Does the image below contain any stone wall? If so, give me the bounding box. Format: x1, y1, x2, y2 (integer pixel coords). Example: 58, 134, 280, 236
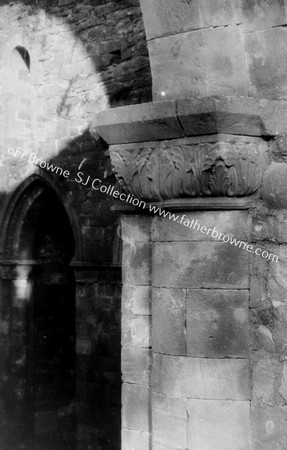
139, 0, 287, 101
0, 0, 151, 448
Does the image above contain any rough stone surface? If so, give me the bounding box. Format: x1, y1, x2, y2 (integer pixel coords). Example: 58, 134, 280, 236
204, 26, 250, 97
251, 405, 287, 450
152, 393, 187, 449
122, 429, 150, 450
122, 241, 151, 286
262, 162, 287, 209
122, 285, 151, 316
186, 289, 249, 358
121, 215, 151, 244
246, 28, 287, 100
152, 354, 251, 400
148, 31, 206, 101
139, 0, 201, 40
200, 0, 241, 28
187, 399, 252, 450
122, 347, 151, 385
122, 383, 150, 432
241, 0, 286, 31
122, 315, 151, 348
92, 96, 287, 143
152, 288, 186, 356
152, 241, 250, 289
152, 210, 250, 242
91, 100, 184, 145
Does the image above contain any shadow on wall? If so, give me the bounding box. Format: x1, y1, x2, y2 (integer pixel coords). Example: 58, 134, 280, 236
0, 0, 150, 448
0, 133, 123, 450
0, 0, 152, 107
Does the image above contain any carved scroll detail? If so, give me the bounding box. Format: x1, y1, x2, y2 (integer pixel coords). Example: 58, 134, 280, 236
110, 140, 267, 201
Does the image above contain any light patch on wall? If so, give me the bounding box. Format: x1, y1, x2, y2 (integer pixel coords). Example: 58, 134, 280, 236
1, 9, 108, 194
13, 265, 32, 303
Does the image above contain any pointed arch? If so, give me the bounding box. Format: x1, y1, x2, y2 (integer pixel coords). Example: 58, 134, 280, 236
0, 174, 82, 262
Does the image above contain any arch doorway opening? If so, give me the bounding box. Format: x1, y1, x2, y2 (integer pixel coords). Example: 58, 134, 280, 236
5, 182, 76, 450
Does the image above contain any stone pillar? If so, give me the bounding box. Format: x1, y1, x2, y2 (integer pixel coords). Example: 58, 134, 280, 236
121, 215, 152, 449
150, 208, 251, 450
90, 96, 286, 449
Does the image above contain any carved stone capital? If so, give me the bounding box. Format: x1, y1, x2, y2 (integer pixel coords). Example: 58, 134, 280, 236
109, 136, 268, 202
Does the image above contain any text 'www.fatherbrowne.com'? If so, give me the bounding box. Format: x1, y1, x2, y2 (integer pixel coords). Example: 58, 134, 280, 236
7, 146, 279, 263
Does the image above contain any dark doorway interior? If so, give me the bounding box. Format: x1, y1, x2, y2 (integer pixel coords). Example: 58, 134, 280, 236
16, 188, 76, 450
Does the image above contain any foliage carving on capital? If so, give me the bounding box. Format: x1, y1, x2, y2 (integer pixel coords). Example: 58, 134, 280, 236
110, 140, 267, 201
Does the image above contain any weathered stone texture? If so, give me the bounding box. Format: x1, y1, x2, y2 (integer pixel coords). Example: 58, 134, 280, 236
139, 0, 287, 100
204, 26, 250, 97
187, 399, 252, 450
186, 289, 249, 358
152, 211, 250, 242
262, 162, 287, 209
139, 0, 202, 40
122, 429, 150, 450
122, 240, 151, 286
241, 0, 286, 31
122, 315, 151, 348
122, 285, 151, 316
152, 354, 251, 400
148, 30, 206, 100
152, 288, 249, 358
122, 347, 151, 385
152, 288, 186, 356
246, 28, 287, 100
251, 405, 287, 450
122, 383, 150, 432
152, 241, 249, 289
152, 393, 187, 449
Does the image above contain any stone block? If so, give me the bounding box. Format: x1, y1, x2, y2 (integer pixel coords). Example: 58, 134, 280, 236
186, 289, 249, 358
148, 31, 206, 101
251, 404, 287, 450
152, 288, 186, 356
152, 354, 251, 400
204, 26, 250, 96
152, 210, 250, 242
122, 315, 151, 348
122, 429, 150, 450
255, 211, 287, 244
121, 215, 151, 244
267, 245, 287, 302
200, 0, 241, 27
122, 241, 151, 286
152, 242, 249, 289
262, 162, 287, 209
255, 325, 276, 353
122, 285, 151, 316
241, 0, 286, 31
252, 356, 279, 405
139, 0, 201, 40
152, 393, 187, 449
176, 96, 276, 137
246, 28, 287, 100
121, 347, 151, 385
90, 101, 184, 145
273, 304, 287, 354
279, 361, 287, 402
122, 383, 150, 432
187, 399, 252, 450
